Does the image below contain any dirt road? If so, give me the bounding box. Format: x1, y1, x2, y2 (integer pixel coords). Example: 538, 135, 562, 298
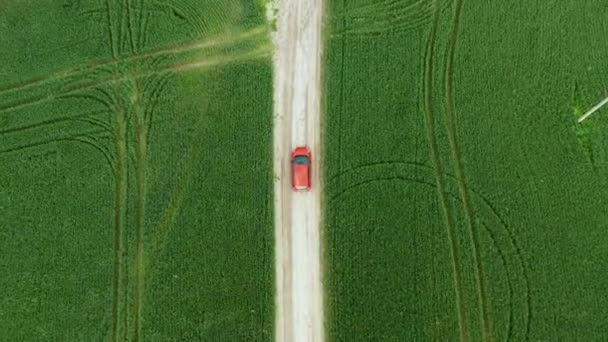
272, 0, 324, 341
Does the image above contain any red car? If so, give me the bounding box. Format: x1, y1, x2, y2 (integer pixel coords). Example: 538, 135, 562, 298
291, 146, 311, 191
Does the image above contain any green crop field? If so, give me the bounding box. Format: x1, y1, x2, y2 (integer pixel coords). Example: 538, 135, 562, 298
324, 0, 608, 340
0, 1, 273, 340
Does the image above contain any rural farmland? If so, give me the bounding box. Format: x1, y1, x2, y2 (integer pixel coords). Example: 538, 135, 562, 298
324, 0, 608, 341
3, 0, 608, 341
0, 1, 274, 340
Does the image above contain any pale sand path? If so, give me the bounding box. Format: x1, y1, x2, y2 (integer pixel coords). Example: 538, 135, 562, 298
272, 0, 324, 340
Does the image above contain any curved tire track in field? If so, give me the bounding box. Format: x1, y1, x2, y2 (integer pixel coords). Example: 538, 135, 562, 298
0, 128, 106, 155
142, 71, 173, 142
0, 131, 113, 172
105, 0, 118, 58
328, 161, 531, 341
124, 0, 137, 53
337, 0, 451, 36
337, 0, 347, 173
473, 181, 532, 341
421, 0, 469, 340
0, 110, 109, 137
442, 0, 494, 339
68, 134, 115, 173
150, 0, 214, 37
58, 91, 116, 112
479, 220, 515, 341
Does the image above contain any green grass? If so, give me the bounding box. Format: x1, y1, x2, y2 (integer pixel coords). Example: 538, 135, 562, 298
0, 1, 274, 340
324, 0, 608, 340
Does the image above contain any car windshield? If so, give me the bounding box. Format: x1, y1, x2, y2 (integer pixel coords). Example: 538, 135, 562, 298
294, 155, 309, 165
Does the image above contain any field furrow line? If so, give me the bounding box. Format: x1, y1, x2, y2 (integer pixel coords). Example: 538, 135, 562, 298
442, 0, 493, 340
337, 0, 347, 173
480, 220, 515, 341
105, 0, 118, 59
140, 12, 151, 49
476, 192, 532, 340
110, 98, 128, 342
143, 72, 172, 141
151, 0, 207, 36
58, 91, 115, 111
0, 110, 107, 137
107, 3, 129, 331
346, 0, 425, 19
137, 0, 146, 50
132, 79, 147, 342
329, 176, 435, 202
0, 128, 106, 156
67, 134, 115, 172
118, 0, 127, 55
422, 1, 469, 340
77, 115, 113, 133
347, 0, 428, 22
125, 0, 137, 54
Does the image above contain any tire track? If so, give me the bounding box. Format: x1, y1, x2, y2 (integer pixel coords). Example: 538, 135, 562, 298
330, 161, 532, 340
137, 0, 146, 50
443, 0, 493, 339
422, 1, 468, 340
142, 98, 209, 275
337, 0, 451, 36
98, 100, 212, 340
140, 11, 152, 49
131, 78, 147, 342
337, 0, 347, 173
328, 174, 526, 341
124, 0, 137, 54
77, 115, 113, 133
150, 0, 207, 36
0, 110, 108, 137
0, 128, 106, 155
346, 0, 420, 15
71, 134, 116, 176
105, 0, 118, 58
0, 27, 266, 99
0, 41, 270, 115
142, 72, 172, 142
105, 6, 129, 339
480, 220, 514, 341
118, 0, 128, 55
111, 100, 128, 342
475, 191, 532, 341
328, 160, 431, 183
329, 176, 435, 202
58, 91, 115, 111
